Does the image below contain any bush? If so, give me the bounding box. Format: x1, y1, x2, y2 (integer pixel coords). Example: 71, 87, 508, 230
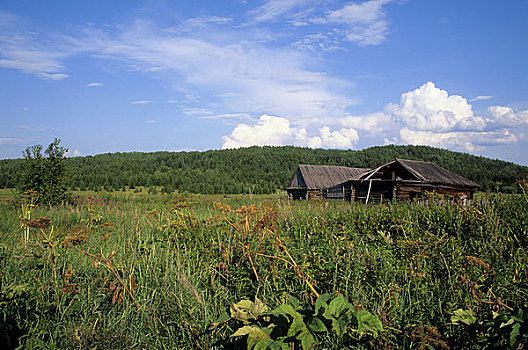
18, 138, 69, 205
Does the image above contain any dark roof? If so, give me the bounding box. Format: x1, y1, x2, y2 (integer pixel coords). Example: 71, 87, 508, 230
288, 164, 369, 190
362, 158, 479, 188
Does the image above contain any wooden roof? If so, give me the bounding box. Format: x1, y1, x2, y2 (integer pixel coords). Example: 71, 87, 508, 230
288, 164, 368, 190
361, 159, 479, 188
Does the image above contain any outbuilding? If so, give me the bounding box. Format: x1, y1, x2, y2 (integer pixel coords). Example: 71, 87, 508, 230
286, 164, 368, 200
328, 158, 479, 204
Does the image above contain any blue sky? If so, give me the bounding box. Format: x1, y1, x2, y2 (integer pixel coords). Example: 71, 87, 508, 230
1, 0, 527, 165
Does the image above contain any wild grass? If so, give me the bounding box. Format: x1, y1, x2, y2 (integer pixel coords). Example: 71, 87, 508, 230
0, 189, 527, 348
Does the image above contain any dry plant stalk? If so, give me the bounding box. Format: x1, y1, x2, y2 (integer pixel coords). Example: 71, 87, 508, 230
63, 231, 141, 311
461, 256, 512, 312
214, 202, 319, 298
77, 237, 140, 310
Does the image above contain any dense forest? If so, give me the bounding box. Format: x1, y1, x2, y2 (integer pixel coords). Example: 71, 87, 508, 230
1, 145, 527, 194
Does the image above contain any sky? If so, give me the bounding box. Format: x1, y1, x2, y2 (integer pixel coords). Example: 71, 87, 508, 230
1, 0, 527, 165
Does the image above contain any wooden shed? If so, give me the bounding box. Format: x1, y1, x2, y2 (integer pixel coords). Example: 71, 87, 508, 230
286, 164, 368, 200
330, 159, 479, 204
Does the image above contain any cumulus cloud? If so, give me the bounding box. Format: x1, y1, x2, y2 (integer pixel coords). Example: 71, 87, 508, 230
318, 126, 359, 148
222, 115, 293, 148
339, 112, 395, 134
222, 114, 359, 149
400, 128, 517, 153
388, 81, 486, 132
488, 106, 528, 126
384, 82, 524, 153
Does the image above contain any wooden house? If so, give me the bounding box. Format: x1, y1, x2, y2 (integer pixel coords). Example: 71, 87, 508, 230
327, 159, 479, 204
286, 164, 368, 199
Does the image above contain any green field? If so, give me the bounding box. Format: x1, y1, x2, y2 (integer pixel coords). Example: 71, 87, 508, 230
1, 189, 527, 349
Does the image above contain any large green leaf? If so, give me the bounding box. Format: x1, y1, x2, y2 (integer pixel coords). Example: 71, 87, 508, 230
285, 294, 300, 310
306, 316, 327, 333
324, 294, 352, 320
299, 331, 317, 350
253, 339, 274, 350
451, 309, 477, 326
272, 304, 303, 323
253, 340, 290, 350
315, 293, 332, 315
232, 326, 271, 341
355, 310, 383, 337
510, 323, 521, 348
211, 311, 231, 327
333, 313, 351, 337
288, 319, 307, 338
231, 298, 269, 323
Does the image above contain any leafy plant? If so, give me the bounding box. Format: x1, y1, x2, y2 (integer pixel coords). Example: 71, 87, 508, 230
451, 305, 528, 348
215, 293, 383, 349
18, 138, 69, 205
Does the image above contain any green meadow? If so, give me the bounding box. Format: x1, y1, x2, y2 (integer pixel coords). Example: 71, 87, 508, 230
1, 189, 527, 349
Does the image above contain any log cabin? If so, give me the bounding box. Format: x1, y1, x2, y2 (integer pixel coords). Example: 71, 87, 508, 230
325, 159, 479, 204
286, 164, 368, 200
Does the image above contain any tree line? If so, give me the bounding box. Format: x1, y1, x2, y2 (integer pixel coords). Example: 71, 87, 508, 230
1, 144, 527, 194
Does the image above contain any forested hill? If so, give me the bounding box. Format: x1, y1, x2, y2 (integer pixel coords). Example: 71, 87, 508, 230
1, 145, 527, 194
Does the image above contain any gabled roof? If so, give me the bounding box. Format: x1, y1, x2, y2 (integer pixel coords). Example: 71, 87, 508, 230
361, 158, 479, 188
288, 164, 369, 190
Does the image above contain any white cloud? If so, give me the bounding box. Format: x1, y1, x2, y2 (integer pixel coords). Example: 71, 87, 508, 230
131, 100, 152, 105
319, 126, 359, 149
248, 0, 307, 23
326, 0, 391, 46
222, 114, 359, 149
488, 106, 528, 126
64, 149, 81, 157
198, 113, 253, 121
470, 95, 493, 102
87, 82, 103, 87
38, 72, 69, 80
184, 16, 233, 28
340, 112, 395, 133
0, 8, 365, 124
328, 0, 390, 24
0, 47, 70, 80
400, 128, 517, 153
0, 137, 25, 145
222, 115, 293, 148
388, 81, 486, 132
0, 12, 73, 80
85, 22, 354, 122
144, 119, 156, 123
383, 82, 524, 152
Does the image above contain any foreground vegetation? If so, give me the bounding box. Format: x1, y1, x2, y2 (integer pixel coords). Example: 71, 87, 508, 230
1, 188, 527, 348
1, 145, 528, 194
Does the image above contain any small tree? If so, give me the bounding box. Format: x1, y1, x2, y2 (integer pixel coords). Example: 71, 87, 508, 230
19, 138, 69, 205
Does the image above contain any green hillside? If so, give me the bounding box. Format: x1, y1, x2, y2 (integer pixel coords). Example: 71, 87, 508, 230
1, 145, 527, 194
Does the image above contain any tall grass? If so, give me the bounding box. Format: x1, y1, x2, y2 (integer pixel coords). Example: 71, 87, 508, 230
0, 190, 526, 348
